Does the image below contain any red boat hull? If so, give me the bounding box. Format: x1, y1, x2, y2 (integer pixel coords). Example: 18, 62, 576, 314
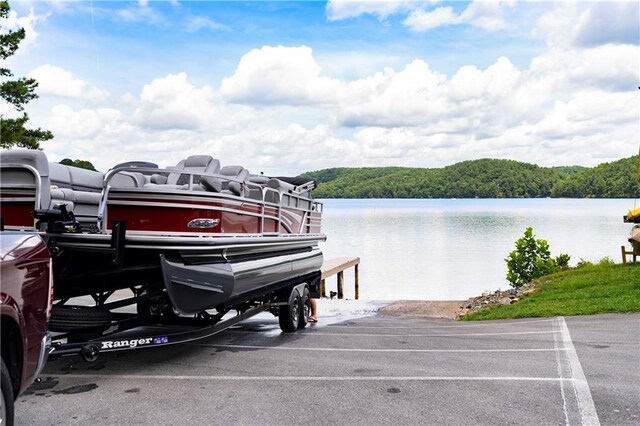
105, 190, 320, 236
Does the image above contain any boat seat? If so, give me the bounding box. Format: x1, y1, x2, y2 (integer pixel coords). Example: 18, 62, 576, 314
145, 155, 220, 189
0, 150, 107, 225
49, 188, 76, 210
110, 171, 146, 188
263, 178, 313, 208
266, 178, 297, 193
200, 165, 250, 197
49, 162, 104, 223
264, 178, 300, 204
0, 149, 53, 208
249, 175, 269, 185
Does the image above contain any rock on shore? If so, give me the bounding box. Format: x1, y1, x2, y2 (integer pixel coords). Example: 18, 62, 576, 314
457, 283, 536, 318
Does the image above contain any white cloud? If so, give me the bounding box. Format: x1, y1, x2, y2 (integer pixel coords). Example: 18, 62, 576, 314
27, 65, 110, 102
218, 41, 638, 157
220, 45, 342, 106
572, 2, 639, 47
329, 0, 513, 32
403, 1, 511, 32
460, 1, 512, 31
197, 123, 361, 174
534, 2, 639, 49
116, 3, 164, 25
214, 40, 639, 170
326, 0, 421, 21
403, 7, 459, 32
0, 7, 49, 52
46, 104, 122, 139
134, 72, 217, 130
532, 2, 576, 49
338, 59, 450, 127
565, 44, 638, 91
185, 15, 228, 32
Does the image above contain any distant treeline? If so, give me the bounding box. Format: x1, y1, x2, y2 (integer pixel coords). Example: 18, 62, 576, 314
302, 156, 639, 199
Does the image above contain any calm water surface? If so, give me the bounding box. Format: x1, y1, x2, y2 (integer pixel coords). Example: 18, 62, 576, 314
318, 199, 637, 300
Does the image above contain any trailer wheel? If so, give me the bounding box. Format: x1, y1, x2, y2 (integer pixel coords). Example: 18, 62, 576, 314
49, 306, 112, 332
298, 287, 311, 329
81, 344, 101, 363
1, 358, 14, 426
278, 288, 301, 333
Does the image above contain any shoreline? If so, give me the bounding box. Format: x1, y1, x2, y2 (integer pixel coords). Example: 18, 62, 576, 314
377, 300, 464, 319
376, 283, 537, 320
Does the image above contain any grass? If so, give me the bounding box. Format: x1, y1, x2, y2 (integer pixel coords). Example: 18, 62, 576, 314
462, 262, 640, 321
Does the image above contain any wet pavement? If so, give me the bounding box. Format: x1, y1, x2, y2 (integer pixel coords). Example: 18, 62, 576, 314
15, 311, 640, 425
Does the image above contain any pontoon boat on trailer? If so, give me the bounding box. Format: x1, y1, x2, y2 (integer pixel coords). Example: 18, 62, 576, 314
0, 150, 325, 321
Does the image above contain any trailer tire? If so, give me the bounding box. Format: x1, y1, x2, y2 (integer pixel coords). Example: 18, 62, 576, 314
1, 358, 14, 426
298, 287, 311, 329
49, 306, 112, 332
279, 289, 301, 333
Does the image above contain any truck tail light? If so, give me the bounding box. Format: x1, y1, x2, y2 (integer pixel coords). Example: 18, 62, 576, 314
46, 258, 54, 321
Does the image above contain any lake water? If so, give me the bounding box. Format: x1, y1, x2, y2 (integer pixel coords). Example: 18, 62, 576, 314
318, 199, 638, 301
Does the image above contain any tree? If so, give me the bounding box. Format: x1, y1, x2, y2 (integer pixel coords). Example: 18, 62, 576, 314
60, 158, 97, 171
0, 0, 52, 149
505, 227, 557, 288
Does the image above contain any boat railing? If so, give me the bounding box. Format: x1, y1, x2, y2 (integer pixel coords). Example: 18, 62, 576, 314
101, 166, 323, 235
0, 162, 43, 230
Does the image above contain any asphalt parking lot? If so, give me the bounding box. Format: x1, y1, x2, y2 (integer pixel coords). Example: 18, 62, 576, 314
16, 311, 640, 425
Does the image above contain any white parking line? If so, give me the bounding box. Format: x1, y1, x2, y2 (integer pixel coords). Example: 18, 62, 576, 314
224, 330, 557, 337
554, 317, 600, 426
326, 318, 555, 329
53, 373, 576, 382
197, 344, 568, 353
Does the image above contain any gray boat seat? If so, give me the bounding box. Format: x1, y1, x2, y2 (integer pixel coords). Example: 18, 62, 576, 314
266, 178, 297, 193
49, 162, 104, 223
200, 165, 250, 197
110, 171, 146, 188
264, 178, 301, 204
49, 162, 73, 189
0, 150, 106, 225
264, 178, 312, 208
0, 149, 53, 209
146, 155, 220, 189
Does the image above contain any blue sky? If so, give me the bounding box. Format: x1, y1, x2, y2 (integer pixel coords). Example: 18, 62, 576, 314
2, 1, 639, 174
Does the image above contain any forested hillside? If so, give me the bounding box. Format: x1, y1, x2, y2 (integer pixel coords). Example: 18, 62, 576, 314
550, 156, 638, 198
302, 156, 639, 199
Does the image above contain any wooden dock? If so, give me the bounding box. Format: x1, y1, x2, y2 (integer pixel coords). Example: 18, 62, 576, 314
321, 257, 360, 299
621, 245, 639, 264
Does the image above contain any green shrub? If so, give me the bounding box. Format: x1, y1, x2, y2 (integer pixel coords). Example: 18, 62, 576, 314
598, 256, 615, 266
555, 253, 571, 269
576, 258, 594, 268
505, 227, 557, 288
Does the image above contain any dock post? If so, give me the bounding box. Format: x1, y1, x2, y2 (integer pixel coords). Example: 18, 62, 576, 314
321, 257, 360, 300
354, 264, 359, 300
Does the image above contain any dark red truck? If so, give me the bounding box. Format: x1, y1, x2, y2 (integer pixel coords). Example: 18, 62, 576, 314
1, 231, 53, 426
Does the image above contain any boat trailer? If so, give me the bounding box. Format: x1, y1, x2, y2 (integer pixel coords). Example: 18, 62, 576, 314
48, 282, 311, 363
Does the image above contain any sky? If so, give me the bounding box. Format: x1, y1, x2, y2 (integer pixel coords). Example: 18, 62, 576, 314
1, 0, 639, 175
